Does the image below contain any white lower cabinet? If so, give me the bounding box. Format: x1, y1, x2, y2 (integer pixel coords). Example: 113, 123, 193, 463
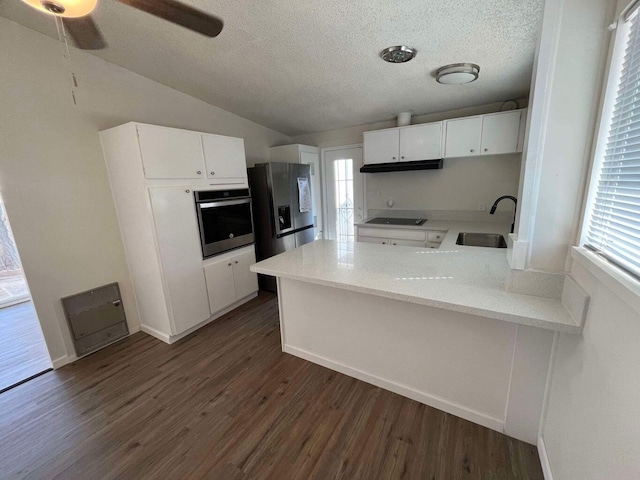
356, 226, 447, 249
149, 186, 212, 335
204, 248, 259, 314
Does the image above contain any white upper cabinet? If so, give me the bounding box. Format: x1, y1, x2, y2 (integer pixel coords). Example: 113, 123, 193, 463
149, 186, 211, 335
444, 116, 483, 158
445, 111, 524, 158
480, 111, 522, 155
137, 124, 205, 179
201, 133, 248, 182
399, 123, 443, 161
363, 129, 400, 164
363, 109, 525, 163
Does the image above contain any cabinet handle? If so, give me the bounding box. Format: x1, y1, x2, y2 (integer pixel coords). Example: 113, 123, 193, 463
196, 170, 202, 175
235, 260, 238, 264
228, 263, 232, 266
484, 148, 488, 152
470, 149, 475, 153
392, 157, 396, 160
392, 242, 397, 245
185, 189, 190, 193
382, 242, 386, 244
210, 171, 215, 175
401, 156, 405, 159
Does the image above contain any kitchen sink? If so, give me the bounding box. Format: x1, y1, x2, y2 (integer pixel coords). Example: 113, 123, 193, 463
456, 232, 507, 248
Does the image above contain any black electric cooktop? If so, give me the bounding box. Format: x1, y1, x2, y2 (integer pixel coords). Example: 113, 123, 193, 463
365, 217, 426, 226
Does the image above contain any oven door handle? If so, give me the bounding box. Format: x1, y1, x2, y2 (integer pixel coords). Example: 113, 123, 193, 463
198, 199, 251, 208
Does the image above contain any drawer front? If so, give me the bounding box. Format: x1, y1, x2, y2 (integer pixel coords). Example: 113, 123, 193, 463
427, 231, 447, 243
358, 236, 390, 245
389, 239, 426, 247
358, 227, 426, 241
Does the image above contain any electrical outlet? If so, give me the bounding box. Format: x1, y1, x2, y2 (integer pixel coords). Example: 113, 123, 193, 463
479, 203, 486, 211
369, 189, 380, 197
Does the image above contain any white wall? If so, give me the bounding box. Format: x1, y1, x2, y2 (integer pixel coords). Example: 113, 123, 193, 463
541, 255, 640, 479
535, 1, 640, 478
365, 155, 521, 212
514, 0, 615, 272
291, 103, 524, 214
0, 18, 290, 366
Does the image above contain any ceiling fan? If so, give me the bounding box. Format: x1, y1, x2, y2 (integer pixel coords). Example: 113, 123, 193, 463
20, 0, 224, 49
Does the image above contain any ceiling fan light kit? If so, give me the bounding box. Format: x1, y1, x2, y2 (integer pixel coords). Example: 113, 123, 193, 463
21, 0, 97, 17
19, 0, 224, 50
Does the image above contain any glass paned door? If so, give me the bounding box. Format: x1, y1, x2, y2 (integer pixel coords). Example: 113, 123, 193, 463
324, 147, 364, 242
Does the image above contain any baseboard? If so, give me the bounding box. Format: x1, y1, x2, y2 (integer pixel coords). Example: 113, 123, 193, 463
140, 292, 259, 345
538, 435, 554, 480
140, 325, 172, 343
284, 344, 505, 434
51, 354, 77, 369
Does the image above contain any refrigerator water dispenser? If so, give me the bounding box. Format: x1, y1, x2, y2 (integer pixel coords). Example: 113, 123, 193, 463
278, 205, 292, 230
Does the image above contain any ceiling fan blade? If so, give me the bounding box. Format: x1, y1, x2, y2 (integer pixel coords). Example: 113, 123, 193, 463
62, 16, 107, 50
115, 0, 224, 37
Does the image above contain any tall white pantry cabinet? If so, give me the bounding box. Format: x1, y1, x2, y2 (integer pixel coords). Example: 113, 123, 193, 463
100, 122, 258, 344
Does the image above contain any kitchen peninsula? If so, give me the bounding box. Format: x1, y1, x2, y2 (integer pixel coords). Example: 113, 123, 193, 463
251, 226, 587, 444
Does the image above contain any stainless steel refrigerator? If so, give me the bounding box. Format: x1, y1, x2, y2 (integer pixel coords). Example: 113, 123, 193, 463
248, 162, 315, 292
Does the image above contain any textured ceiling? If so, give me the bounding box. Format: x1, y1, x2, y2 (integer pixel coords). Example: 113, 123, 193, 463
0, 0, 544, 136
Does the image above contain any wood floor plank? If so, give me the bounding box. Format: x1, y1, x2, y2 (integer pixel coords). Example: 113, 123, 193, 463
0, 301, 51, 392
0, 292, 544, 479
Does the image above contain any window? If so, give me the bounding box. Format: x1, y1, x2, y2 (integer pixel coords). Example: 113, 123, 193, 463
333, 158, 355, 243
583, 4, 640, 279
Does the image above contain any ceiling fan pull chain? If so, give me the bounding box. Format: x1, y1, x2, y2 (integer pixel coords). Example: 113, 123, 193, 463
55, 15, 78, 106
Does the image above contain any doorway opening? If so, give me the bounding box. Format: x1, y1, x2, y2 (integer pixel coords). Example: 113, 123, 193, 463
0, 197, 51, 393
323, 146, 364, 242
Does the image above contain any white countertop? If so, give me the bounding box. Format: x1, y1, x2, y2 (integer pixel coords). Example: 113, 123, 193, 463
251, 227, 582, 333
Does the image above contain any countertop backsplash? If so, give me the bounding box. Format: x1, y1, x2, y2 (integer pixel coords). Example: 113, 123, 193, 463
366, 209, 514, 223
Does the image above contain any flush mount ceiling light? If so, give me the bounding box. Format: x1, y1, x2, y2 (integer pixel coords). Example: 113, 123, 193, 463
436, 63, 480, 85
380, 46, 417, 63
21, 0, 98, 17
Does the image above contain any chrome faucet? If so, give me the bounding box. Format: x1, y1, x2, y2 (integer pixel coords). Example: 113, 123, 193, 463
490, 195, 517, 233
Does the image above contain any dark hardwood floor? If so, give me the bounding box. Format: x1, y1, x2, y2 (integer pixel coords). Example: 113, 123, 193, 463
0, 292, 543, 479
0, 301, 51, 392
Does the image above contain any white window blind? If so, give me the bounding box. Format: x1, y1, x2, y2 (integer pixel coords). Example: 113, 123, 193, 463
586, 8, 640, 279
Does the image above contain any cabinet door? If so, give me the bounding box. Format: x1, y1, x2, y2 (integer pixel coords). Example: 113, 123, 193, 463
202, 134, 248, 180
480, 111, 522, 155
444, 117, 482, 158
137, 124, 205, 179
204, 259, 237, 314
363, 129, 400, 164
149, 186, 211, 334
399, 122, 443, 161
232, 250, 259, 300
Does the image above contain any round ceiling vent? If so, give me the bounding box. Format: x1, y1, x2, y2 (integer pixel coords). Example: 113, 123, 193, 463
380, 46, 417, 63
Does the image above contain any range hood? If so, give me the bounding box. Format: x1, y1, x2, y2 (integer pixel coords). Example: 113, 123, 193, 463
360, 158, 443, 173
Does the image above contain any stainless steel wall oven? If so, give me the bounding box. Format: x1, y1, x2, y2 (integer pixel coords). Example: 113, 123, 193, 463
195, 188, 254, 258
